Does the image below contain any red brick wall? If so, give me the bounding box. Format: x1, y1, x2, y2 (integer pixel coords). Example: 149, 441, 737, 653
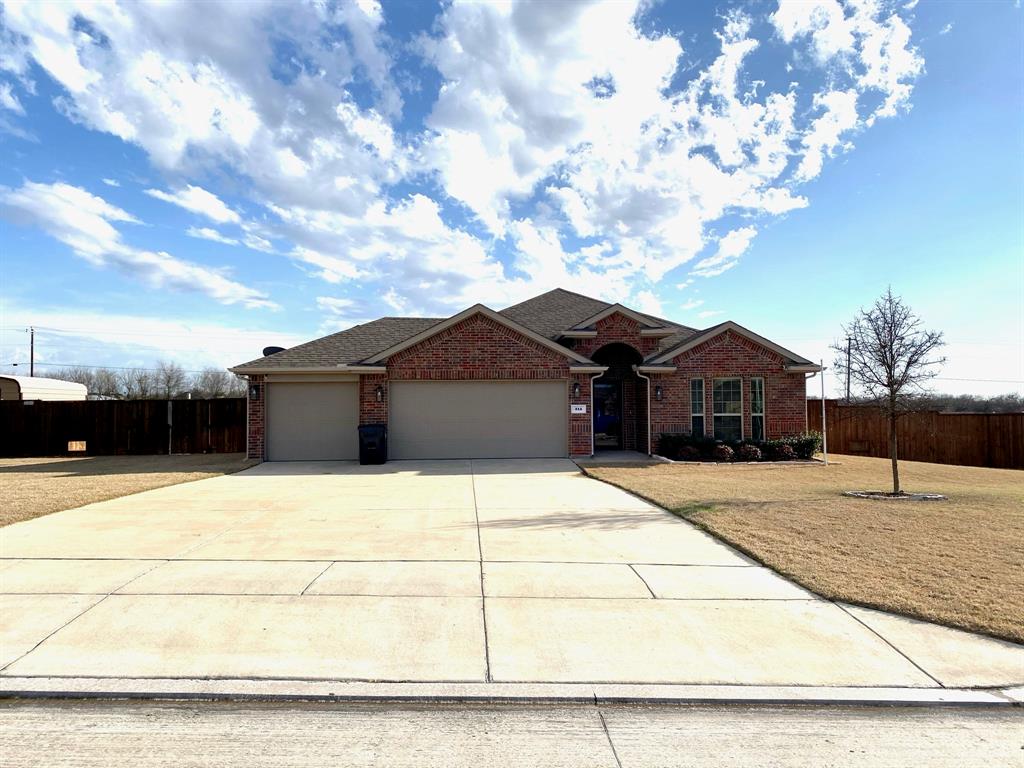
649, 330, 807, 443
573, 313, 661, 358
246, 374, 265, 460
388, 314, 571, 380
359, 373, 387, 424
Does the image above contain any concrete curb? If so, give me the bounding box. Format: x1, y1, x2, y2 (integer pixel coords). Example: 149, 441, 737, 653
1, 677, 1018, 707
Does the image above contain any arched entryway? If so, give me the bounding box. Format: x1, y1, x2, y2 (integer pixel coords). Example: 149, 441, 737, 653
591, 343, 645, 452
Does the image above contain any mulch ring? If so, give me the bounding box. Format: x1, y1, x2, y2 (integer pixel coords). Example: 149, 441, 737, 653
842, 490, 948, 501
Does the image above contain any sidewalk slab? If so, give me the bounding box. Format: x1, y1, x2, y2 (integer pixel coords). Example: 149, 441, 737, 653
3, 594, 486, 681
1, 559, 158, 594
485, 598, 936, 686
0, 594, 104, 668
843, 605, 1024, 688
483, 562, 651, 598
633, 564, 816, 600
117, 560, 330, 595
305, 561, 481, 597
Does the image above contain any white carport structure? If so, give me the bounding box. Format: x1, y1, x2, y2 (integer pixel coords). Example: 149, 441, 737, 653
0, 375, 88, 401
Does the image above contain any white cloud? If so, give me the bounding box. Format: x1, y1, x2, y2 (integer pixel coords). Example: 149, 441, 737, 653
690, 226, 759, 278
698, 309, 725, 320
186, 226, 239, 246
0, 181, 275, 309
0, 302, 304, 373
145, 185, 240, 224
794, 89, 860, 182
0, 0, 927, 317
938, 23, 953, 36
0, 81, 24, 113
680, 299, 704, 311
101, 178, 120, 187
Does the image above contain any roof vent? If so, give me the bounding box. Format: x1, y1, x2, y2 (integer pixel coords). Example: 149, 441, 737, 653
262, 346, 286, 357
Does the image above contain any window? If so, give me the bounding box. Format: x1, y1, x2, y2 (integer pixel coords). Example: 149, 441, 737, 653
713, 378, 742, 441
690, 379, 704, 436
750, 377, 765, 442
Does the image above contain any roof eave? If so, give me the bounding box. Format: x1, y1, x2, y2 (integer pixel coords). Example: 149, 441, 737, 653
229, 364, 387, 375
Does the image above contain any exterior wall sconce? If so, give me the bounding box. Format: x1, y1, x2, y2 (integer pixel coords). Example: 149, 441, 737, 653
654, 385, 663, 402
375, 384, 386, 402
248, 384, 260, 401
571, 382, 581, 398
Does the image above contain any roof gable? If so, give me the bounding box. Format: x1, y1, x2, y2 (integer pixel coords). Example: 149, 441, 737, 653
646, 321, 819, 368
364, 304, 595, 364
570, 303, 667, 330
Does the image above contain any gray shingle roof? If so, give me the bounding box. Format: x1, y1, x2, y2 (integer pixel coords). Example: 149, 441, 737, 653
231, 288, 705, 371
232, 317, 443, 371
499, 288, 612, 339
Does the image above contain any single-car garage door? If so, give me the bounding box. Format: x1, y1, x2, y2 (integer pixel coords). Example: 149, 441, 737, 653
266, 381, 359, 461
389, 380, 567, 460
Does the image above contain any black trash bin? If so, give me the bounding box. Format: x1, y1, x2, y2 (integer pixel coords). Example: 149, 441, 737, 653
358, 423, 387, 465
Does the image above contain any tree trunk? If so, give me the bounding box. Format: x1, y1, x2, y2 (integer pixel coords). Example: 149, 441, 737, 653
889, 408, 900, 495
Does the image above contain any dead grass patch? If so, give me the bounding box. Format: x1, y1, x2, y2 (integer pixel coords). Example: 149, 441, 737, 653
585, 454, 1024, 644
0, 454, 256, 526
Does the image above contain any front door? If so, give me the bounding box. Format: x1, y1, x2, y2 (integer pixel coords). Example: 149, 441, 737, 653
593, 381, 622, 450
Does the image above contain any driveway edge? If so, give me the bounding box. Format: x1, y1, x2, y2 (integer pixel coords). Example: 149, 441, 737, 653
0, 677, 1017, 707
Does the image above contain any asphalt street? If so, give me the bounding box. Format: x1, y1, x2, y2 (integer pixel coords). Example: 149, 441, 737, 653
1, 699, 1021, 767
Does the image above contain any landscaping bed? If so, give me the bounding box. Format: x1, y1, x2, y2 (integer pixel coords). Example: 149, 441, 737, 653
583, 454, 1024, 644
656, 432, 822, 463
0, 454, 256, 526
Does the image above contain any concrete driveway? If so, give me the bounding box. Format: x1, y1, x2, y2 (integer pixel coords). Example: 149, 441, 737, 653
1, 459, 1021, 690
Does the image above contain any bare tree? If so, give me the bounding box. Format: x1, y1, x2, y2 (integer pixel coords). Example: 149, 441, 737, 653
154, 361, 187, 399
192, 367, 244, 398
118, 368, 156, 399
832, 288, 945, 494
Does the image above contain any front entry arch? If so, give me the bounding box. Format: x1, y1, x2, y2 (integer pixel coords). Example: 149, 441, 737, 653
591, 343, 645, 451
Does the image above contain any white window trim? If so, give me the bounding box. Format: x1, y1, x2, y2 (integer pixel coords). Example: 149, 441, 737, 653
690, 378, 705, 436
750, 377, 765, 442
712, 377, 743, 441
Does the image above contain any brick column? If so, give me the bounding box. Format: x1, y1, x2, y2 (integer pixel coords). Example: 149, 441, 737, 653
359, 374, 388, 425
569, 373, 593, 456
246, 374, 265, 461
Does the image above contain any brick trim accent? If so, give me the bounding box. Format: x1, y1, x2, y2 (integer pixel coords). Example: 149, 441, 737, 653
246, 374, 265, 461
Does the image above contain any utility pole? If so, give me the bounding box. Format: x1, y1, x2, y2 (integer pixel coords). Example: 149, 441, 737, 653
844, 336, 852, 402
29, 326, 34, 377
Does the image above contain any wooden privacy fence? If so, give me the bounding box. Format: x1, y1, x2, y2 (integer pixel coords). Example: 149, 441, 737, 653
807, 399, 1024, 470
0, 398, 246, 457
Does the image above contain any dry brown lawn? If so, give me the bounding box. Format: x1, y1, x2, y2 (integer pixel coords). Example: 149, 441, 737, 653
585, 454, 1024, 644
0, 454, 256, 527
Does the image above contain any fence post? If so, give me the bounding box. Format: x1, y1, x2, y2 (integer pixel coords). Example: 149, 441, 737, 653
167, 400, 172, 456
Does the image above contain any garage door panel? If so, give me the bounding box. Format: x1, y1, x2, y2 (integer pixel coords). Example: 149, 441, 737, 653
390, 381, 567, 460
267, 382, 359, 461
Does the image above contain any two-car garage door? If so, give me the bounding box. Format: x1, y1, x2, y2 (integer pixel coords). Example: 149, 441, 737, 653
389, 380, 567, 460
265, 379, 567, 461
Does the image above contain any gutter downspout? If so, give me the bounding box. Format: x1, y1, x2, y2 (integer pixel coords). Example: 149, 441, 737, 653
590, 370, 606, 457
634, 367, 652, 456
805, 369, 827, 466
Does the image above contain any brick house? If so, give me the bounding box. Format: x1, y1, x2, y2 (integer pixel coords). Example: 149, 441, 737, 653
230, 288, 820, 461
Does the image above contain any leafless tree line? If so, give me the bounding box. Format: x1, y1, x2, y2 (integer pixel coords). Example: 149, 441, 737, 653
846, 392, 1022, 414
49, 362, 246, 400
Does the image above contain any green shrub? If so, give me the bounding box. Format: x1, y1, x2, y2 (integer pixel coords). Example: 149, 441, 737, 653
678, 445, 701, 462
736, 444, 762, 462
712, 444, 734, 462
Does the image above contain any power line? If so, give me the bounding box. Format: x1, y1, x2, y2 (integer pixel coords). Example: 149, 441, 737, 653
1, 361, 215, 374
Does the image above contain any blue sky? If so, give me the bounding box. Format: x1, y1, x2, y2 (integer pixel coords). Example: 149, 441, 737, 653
0, 0, 1020, 396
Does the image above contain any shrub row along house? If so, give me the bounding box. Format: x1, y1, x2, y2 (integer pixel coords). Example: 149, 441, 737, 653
230, 288, 821, 462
